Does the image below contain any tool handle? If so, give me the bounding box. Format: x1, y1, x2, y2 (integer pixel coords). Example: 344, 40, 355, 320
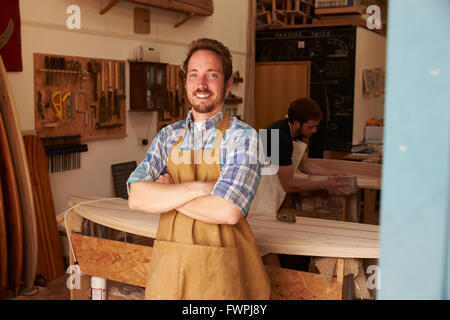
52, 92, 63, 120
101, 61, 104, 92
109, 61, 112, 91
120, 62, 125, 92
115, 61, 119, 90
93, 73, 98, 101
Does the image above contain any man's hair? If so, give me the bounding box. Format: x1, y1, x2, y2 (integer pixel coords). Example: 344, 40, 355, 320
287, 98, 323, 125
182, 38, 233, 82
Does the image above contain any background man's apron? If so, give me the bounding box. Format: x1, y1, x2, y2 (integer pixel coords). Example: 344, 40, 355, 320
145, 114, 270, 300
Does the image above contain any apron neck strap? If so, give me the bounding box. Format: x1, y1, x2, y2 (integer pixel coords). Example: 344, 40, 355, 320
176, 112, 230, 147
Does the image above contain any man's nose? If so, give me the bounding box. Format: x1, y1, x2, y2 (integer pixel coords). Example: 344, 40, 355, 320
197, 74, 208, 87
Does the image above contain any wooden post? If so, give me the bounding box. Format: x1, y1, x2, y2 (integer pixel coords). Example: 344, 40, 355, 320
336, 258, 345, 300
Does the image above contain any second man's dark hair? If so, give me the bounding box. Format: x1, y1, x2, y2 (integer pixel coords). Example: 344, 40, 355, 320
288, 98, 323, 125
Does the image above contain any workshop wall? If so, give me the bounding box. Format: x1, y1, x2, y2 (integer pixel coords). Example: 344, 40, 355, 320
7, 0, 248, 214
353, 27, 386, 145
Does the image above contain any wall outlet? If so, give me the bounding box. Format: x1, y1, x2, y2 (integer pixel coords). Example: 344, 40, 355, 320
137, 137, 148, 146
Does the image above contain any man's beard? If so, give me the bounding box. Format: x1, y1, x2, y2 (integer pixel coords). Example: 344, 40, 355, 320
188, 88, 226, 114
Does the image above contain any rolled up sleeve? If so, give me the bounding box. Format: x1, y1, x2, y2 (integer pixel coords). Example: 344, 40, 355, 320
212, 128, 261, 217
127, 130, 168, 194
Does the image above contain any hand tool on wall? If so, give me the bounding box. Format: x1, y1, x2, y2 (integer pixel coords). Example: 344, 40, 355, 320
55, 57, 62, 85
50, 57, 56, 85
60, 57, 65, 85
90, 105, 96, 128
107, 61, 113, 120
174, 65, 180, 118
120, 61, 125, 95
177, 65, 186, 116
95, 122, 123, 129
99, 61, 107, 123
37, 91, 45, 120
76, 91, 89, 126
51, 91, 71, 121
41, 135, 88, 172
66, 93, 73, 123
80, 66, 87, 89
114, 61, 120, 118
45, 56, 50, 85
88, 60, 101, 102
167, 65, 174, 117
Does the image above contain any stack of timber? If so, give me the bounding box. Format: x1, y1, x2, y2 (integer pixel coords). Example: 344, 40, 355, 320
0, 57, 38, 296
24, 135, 65, 283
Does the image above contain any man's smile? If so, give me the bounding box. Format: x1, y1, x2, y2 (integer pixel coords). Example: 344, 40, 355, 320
194, 90, 212, 99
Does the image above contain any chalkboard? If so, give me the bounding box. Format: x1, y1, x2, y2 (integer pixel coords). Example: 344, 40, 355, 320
256, 26, 357, 157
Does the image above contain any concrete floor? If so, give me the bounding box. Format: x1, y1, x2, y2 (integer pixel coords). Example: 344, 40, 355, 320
6, 275, 145, 300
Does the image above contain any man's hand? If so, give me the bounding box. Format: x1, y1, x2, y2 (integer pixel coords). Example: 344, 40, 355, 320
324, 177, 351, 196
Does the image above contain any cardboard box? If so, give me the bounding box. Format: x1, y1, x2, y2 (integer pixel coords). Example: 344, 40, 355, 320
365, 126, 383, 144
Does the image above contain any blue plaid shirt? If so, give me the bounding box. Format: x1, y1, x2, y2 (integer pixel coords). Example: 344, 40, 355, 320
127, 108, 260, 217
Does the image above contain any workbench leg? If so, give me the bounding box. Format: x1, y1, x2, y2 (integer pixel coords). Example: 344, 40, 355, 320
345, 189, 360, 223
362, 189, 378, 225
336, 258, 345, 300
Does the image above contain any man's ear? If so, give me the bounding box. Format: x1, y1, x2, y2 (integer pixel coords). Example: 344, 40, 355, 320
225, 76, 233, 94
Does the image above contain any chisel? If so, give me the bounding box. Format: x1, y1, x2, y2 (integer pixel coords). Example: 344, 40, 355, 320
99, 61, 107, 123
107, 61, 112, 120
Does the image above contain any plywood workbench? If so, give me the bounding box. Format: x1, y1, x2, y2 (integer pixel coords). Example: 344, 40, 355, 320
65, 195, 379, 300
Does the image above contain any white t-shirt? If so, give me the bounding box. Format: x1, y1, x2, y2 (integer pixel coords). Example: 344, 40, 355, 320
249, 140, 307, 216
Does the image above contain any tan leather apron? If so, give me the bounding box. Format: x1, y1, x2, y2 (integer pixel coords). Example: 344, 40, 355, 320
145, 114, 270, 300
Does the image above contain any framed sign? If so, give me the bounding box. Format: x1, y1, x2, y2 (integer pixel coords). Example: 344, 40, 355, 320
363, 69, 375, 94
374, 68, 382, 97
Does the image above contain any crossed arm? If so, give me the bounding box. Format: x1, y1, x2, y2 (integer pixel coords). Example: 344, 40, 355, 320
128, 176, 242, 225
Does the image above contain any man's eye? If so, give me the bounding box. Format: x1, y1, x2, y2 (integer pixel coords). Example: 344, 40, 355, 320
208, 74, 218, 79
188, 73, 197, 78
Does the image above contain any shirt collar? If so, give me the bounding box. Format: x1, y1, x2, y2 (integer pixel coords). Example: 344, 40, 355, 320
185, 107, 225, 131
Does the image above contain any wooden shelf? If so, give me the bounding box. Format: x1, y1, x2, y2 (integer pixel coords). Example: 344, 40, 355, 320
315, 5, 367, 16
100, 0, 214, 28
224, 97, 243, 105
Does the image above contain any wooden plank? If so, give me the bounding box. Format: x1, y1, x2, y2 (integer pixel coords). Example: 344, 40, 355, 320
295, 158, 382, 189
0, 110, 23, 297
71, 233, 151, 287
362, 189, 378, 225
0, 56, 37, 291
67, 195, 379, 259
67, 195, 159, 238
315, 5, 366, 15
24, 136, 65, 281
126, 0, 213, 16
0, 174, 7, 299
71, 234, 342, 300
265, 265, 340, 300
